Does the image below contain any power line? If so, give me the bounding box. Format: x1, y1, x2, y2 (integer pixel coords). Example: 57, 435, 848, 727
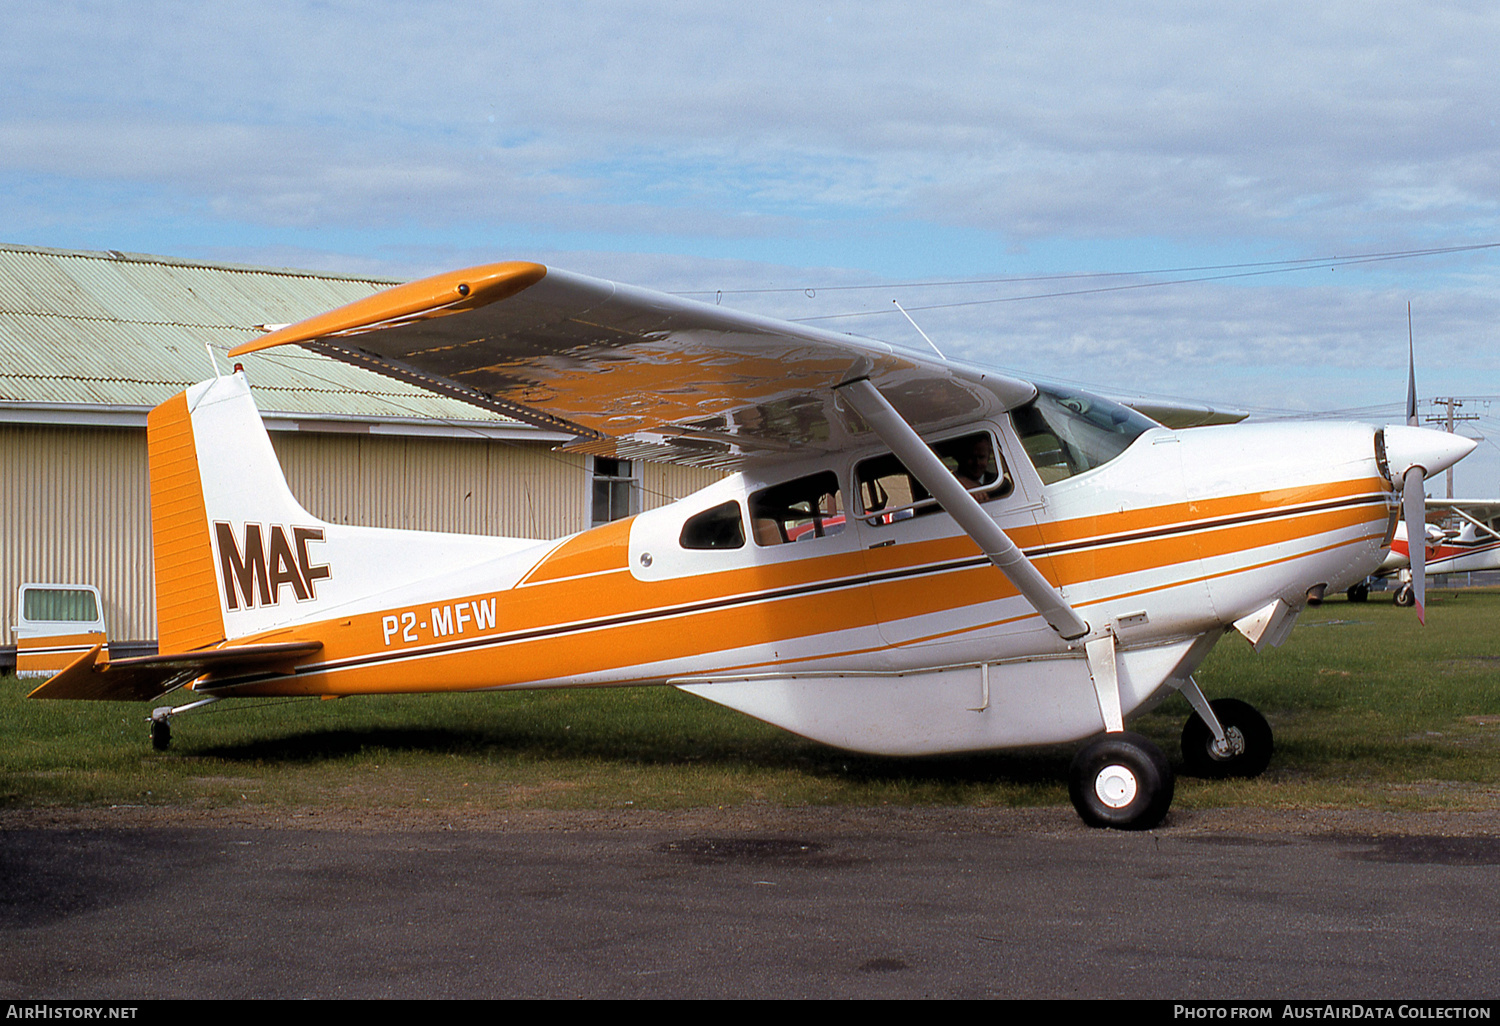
789, 243, 1500, 322
668, 241, 1500, 304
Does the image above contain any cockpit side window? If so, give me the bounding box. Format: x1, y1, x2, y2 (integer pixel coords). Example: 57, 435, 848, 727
679, 501, 745, 550
855, 431, 1011, 526
749, 471, 845, 546
1011, 385, 1155, 483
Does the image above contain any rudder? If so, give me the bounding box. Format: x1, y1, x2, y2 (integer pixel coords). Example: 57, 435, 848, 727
148, 389, 226, 652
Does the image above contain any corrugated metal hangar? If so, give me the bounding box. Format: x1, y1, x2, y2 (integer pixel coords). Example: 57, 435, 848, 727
0, 243, 722, 663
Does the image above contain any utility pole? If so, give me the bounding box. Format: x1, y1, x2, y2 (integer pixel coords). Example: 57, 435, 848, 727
1425, 397, 1480, 498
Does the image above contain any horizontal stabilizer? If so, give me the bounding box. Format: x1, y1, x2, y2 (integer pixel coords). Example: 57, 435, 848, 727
28, 641, 323, 703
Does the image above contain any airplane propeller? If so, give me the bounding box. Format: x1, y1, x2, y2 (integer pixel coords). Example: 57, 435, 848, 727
1382, 309, 1476, 624
1401, 459, 1428, 623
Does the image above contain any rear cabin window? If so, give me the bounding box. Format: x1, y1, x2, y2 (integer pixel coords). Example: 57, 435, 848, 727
22, 588, 99, 622
679, 501, 746, 550
749, 472, 845, 546
855, 431, 1011, 526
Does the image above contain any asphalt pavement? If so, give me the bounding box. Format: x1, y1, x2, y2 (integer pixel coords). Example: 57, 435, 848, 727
2, 806, 1498, 1000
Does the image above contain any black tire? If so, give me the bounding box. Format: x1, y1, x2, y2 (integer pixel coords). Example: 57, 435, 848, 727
1068, 732, 1174, 830
1181, 698, 1272, 778
150, 718, 171, 752
1394, 584, 1416, 607
1346, 583, 1369, 603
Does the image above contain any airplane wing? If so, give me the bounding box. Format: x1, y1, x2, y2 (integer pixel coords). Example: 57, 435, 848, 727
230, 262, 1038, 469
28, 641, 324, 703
1432, 499, 1500, 522
1119, 397, 1248, 429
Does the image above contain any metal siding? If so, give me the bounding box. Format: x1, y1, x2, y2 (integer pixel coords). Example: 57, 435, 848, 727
0, 245, 523, 424
1, 424, 154, 645
0, 250, 114, 318
269, 433, 591, 539
644, 462, 726, 511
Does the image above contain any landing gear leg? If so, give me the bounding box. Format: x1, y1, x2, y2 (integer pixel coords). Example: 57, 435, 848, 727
1394, 568, 1415, 607
1068, 732, 1175, 830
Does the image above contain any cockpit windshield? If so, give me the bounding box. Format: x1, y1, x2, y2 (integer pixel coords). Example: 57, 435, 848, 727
1011, 384, 1157, 483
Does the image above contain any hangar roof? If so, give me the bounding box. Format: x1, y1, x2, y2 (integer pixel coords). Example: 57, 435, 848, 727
0, 243, 564, 440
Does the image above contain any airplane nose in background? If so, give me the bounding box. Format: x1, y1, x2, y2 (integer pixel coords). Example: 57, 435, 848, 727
1382, 424, 1478, 480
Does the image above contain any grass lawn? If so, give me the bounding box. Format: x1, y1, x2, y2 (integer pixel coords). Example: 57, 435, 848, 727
3, 590, 1498, 814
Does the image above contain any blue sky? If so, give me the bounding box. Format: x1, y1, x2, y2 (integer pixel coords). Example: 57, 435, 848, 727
4, 1, 1499, 490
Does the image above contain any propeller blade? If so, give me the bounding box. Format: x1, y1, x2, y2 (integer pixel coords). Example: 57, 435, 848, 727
1406, 302, 1418, 427
1402, 466, 1427, 625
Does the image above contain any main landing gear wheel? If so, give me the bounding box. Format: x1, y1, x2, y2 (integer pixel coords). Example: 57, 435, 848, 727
1394, 584, 1416, 607
1180, 698, 1272, 778
1068, 732, 1175, 830
1346, 582, 1369, 603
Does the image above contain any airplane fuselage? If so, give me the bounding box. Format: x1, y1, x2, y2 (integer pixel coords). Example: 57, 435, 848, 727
196, 400, 1394, 754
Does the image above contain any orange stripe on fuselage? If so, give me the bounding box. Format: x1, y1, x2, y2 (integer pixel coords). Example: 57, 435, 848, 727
518, 519, 632, 584
208, 477, 1390, 697
1038, 477, 1387, 545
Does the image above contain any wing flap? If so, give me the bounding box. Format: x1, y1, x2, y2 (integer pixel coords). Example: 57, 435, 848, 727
28, 641, 323, 703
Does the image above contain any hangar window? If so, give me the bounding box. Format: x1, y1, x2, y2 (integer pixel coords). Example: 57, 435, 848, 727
680, 501, 745, 550
591, 457, 639, 527
855, 431, 1010, 525
749, 471, 845, 546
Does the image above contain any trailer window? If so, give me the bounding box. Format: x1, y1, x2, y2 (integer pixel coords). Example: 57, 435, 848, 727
22, 587, 99, 622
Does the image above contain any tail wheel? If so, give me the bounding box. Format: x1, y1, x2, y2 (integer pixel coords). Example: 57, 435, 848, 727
1181, 698, 1272, 778
1068, 732, 1174, 830
150, 718, 171, 752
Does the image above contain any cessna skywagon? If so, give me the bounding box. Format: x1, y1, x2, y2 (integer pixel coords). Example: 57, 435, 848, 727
30, 261, 1476, 828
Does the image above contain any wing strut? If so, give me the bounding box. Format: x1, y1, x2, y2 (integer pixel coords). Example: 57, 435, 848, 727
835, 379, 1090, 640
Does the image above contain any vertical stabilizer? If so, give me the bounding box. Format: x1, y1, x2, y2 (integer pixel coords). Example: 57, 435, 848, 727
148, 372, 329, 646
148, 390, 226, 652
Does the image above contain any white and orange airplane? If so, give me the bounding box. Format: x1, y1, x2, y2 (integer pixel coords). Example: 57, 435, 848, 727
28, 261, 1476, 829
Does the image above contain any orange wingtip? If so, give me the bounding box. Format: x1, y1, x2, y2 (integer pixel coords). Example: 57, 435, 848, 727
229, 260, 548, 356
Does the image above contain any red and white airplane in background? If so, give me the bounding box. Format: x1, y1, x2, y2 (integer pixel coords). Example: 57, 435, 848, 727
1351, 501, 1500, 606
28, 260, 1476, 829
